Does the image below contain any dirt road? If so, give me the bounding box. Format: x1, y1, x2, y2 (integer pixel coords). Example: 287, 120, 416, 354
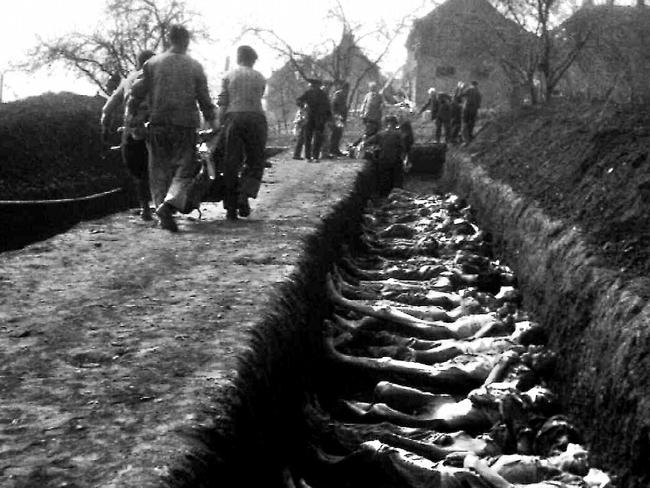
0, 154, 365, 488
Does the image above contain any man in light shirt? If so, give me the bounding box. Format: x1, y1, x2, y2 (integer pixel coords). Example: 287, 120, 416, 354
217, 45, 267, 221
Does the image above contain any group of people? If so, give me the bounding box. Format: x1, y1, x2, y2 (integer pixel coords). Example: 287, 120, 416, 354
101, 25, 267, 231
292, 79, 350, 162
418, 80, 482, 145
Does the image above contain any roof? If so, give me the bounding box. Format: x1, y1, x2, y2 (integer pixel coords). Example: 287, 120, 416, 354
406, 0, 526, 58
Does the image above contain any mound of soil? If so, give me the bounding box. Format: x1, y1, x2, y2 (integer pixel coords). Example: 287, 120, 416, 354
0, 92, 126, 200
472, 100, 650, 282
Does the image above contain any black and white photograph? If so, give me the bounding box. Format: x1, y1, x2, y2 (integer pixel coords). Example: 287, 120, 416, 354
0, 0, 648, 486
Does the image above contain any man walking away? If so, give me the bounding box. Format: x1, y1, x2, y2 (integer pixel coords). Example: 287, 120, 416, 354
296, 79, 331, 163
329, 81, 349, 157
128, 25, 218, 232
217, 45, 267, 220
461, 81, 482, 144
101, 49, 155, 221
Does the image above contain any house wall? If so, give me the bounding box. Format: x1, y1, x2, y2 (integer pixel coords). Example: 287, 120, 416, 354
411, 52, 515, 109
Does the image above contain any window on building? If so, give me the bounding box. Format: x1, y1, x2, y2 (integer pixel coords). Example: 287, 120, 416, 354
435, 66, 456, 77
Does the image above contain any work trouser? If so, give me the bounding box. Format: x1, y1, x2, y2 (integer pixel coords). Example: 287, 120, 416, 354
450, 117, 461, 143
121, 133, 150, 208
462, 109, 478, 142
146, 125, 197, 211
329, 121, 344, 154
222, 112, 268, 210
293, 126, 305, 158
435, 118, 451, 143
304, 117, 326, 160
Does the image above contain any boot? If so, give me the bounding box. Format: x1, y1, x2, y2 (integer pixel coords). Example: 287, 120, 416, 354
155, 202, 178, 232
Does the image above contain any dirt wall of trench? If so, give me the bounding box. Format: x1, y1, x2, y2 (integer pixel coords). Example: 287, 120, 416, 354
160, 165, 375, 488
441, 150, 650, 487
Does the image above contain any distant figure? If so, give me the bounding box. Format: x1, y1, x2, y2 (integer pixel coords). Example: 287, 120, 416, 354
217, 45, 267, 220
450, 90, 462, 144
329, 80, 350, 157
101, 49, 155, 221
296, 79, 332, 162
434, 93, 452, 143
292, 103, 308, 160
128, 25, 218, 232
418, 87, 438, 121
398, 118, 414, 155
461, 80, 482, 144
365, 115, 406, 197
360, 81, 384, 138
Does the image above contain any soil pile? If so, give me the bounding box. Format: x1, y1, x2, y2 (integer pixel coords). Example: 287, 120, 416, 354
472, 101, 650, 283
0, 92, 126, 200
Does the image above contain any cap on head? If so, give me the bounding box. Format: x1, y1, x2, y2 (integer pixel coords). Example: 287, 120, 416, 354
237, 45, 258, 66
428, 87, 436, 95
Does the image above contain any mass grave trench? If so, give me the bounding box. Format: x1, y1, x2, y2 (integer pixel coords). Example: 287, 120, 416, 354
162, 157, 614, 487
291, 187, 611, 487
438, 149, 650, 487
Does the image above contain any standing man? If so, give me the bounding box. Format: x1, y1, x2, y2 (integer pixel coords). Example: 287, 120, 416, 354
217, 45, 267, 220
418, 87, 438, 139
292, 103, 308, 160
364, 115, 406, 197
100, 49, 155, 221
360, 81, 383, 138
434, 93, 452, 143
328, 81, 349, 157
128, 25, 218, 232
461, 80, 482, 144
296, 79, 331, 162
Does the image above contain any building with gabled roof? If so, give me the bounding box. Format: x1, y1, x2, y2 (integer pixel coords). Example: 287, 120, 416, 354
404, 0, 529, 108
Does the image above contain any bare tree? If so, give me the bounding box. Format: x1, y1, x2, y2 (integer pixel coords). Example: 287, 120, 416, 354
23, 0, 208, 95
492, 0, 593, 103
246, 0, 424, 122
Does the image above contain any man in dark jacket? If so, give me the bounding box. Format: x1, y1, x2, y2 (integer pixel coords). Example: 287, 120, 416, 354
461, 81, 482, 144
296, 79, 332, 162
364, 115, 406, 197
328, 80, 349, 157
434, 93, 452, 143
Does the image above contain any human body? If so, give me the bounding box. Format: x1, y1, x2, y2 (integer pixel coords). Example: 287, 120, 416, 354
461, 81, 482, 144
128, 25, 217, 231
101, 50, 155, 220
360, 82, 384, 137
217, 45, 267, 220
434, 93, 452, 143
329, 81, 349, 156
292, 104, 308, 160
364, 116, 406, 197
296, 79, 332, 162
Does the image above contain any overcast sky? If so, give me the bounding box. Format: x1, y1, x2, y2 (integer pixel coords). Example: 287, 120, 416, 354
0, 0, 433, 101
